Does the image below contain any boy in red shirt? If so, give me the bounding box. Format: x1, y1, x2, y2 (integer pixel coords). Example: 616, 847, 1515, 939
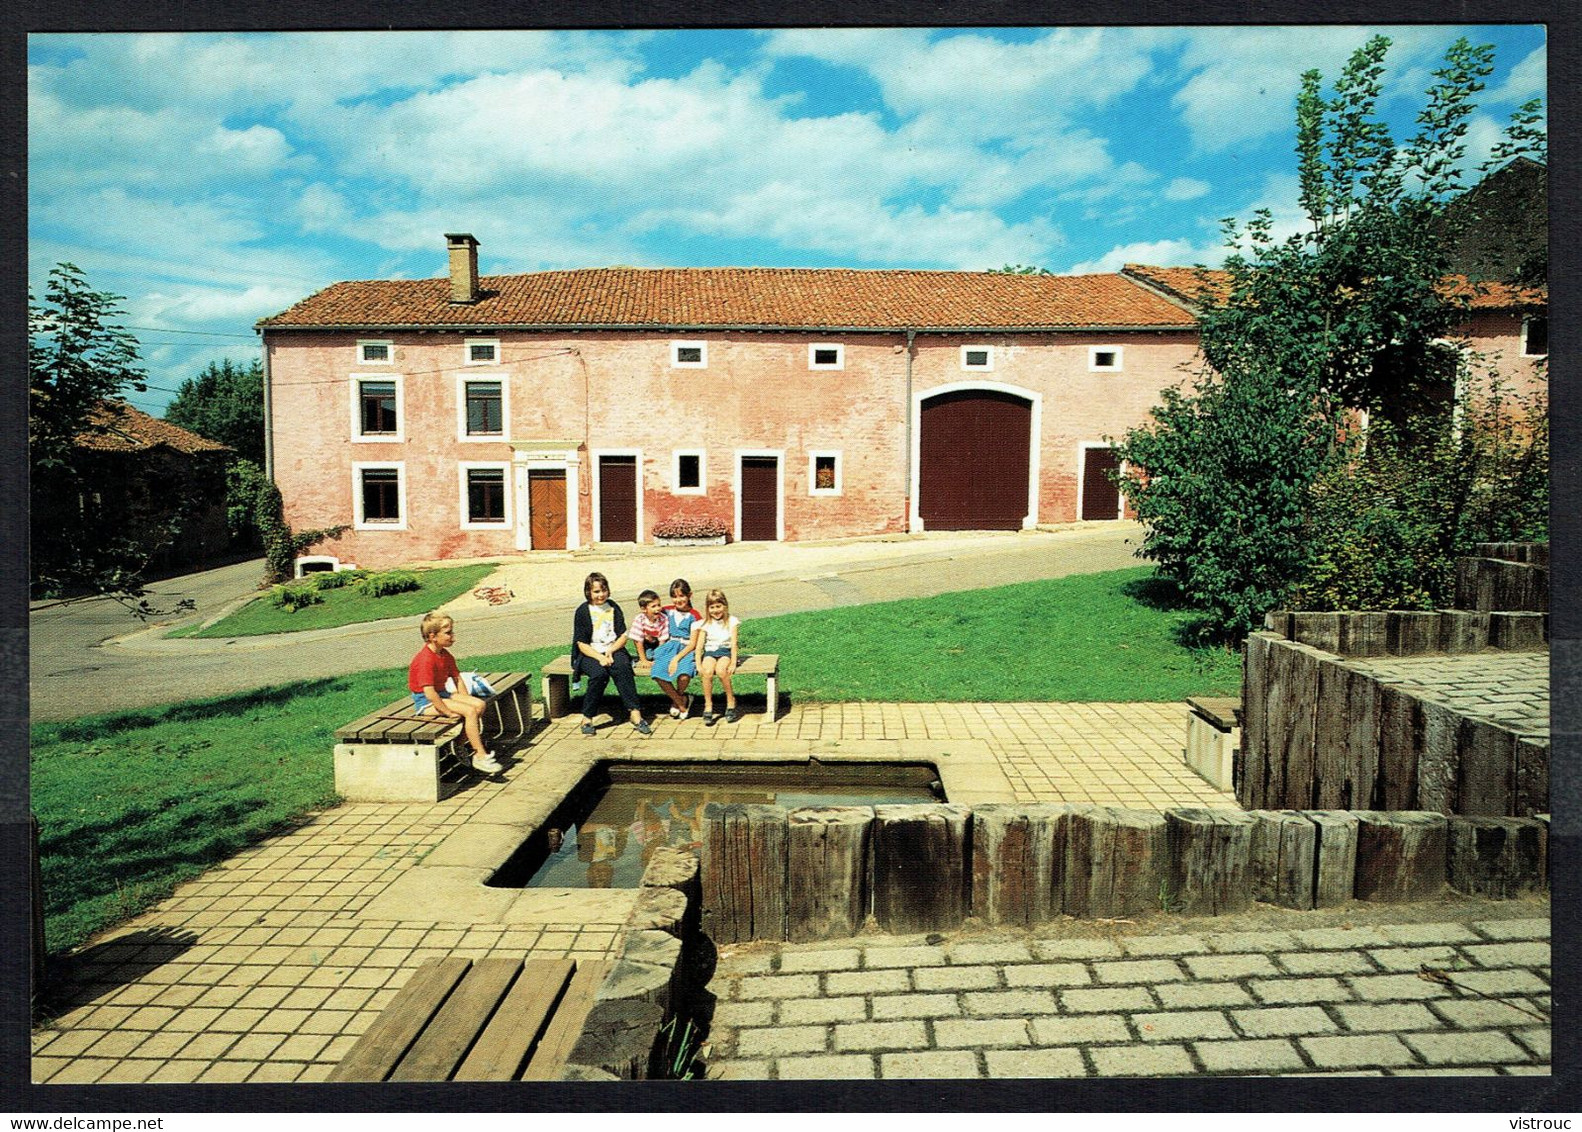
408, 611, 502, 774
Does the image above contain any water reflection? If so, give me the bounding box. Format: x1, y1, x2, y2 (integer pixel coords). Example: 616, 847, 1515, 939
526, 782, 937, 888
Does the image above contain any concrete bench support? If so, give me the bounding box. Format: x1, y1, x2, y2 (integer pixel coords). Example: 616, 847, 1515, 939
1185, 697, 1240, 791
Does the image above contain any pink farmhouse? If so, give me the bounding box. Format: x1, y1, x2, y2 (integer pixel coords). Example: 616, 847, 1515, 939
257, 235, 1547, 571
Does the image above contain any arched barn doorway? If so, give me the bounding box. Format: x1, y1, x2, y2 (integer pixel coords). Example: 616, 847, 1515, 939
917, 388, 1034, 530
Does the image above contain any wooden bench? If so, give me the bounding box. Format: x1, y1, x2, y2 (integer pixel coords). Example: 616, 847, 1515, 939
540, 654, 781, 721
1185, 696, 1242, 792
333, 670, 534, 802
327, 955, 611, 1082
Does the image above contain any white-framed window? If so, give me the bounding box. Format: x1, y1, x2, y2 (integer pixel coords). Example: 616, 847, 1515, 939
357, 340, 393, 364
809, 450, 842, 496
809, 343, 844, 370
960, 345, 994, 371
1522, 315, 1548, 357
456, 375, 509, 442
1088, 346, 1124, 372
353, 462, 407, 530
672, 449, 706, 495
671, 340, 707, 368
351, 374, 404, 443
464, 337, 500, 365
458, 461, 512, 529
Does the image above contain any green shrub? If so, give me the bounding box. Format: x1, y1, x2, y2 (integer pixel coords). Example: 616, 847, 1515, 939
311, 568, 365, 590
269, 581, 323, 612
353, 570, 420, 598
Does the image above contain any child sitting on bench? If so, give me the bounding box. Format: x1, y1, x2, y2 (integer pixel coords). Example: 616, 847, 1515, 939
409, 611, 503, 774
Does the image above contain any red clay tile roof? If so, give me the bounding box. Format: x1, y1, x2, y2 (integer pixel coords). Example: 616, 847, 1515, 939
76, 400, 231, 455
258, 268, 1199, 332
1123, 264, 1546, 311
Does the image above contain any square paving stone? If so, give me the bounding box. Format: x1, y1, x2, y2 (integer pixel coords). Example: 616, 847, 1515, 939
872, 993, 962, 1020
864, 945, 948, 968
1365, 945, 1463, 973
963, 989, 1058, 1016
1092, 959, 1188, 984
1231, 1006, 1338, 1038
1334, 1003, 1443, 1033
778, 1054, 876, 1079
1184, 954, 1281, 980
949, 942, 1035, 964
1471, 918, 1550, 941
1432, 997, 1549, 1029
934, 1018, 1031, 1048
1155, 982, 1255, 1009
1194, 1038, 1305, 1073
778, 997, 868, 1025
985, 1048, 1087, 1078
827, 969, 911, 996
1276, 951, 1380, 976
738, 974, 823, 1000
1062, 986, 1158, 1013
1299, 1033, 1417, 1069
1250, 977, 1353, 1004
1346, 974, 1454, 1002
1442, 969, 1549, 996
1032, 938, 1124, 960
1001, 963, 1092, 988
915, 965, 1001, 992
1132, 1011, 1235, 1041
1375, 923, 1482, 945
879, 1050, 981, 1078
1402, 1030, 1532, 1065
1463, 942, 1551, 968
779, 949, 862, 974
1204, 931, 1301, 952
1119, 935, 1210, 957
1089, 1044, 1195, 1077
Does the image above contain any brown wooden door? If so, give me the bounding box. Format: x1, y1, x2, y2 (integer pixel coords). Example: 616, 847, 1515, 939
529, 469, 567, 550
918, 390, 1031, 530
740, 457, 779, 541
599, 456, 638, 543
1081, 446, 1122, 520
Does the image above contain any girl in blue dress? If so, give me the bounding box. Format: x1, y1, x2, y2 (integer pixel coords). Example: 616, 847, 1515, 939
650, 578, 702, 718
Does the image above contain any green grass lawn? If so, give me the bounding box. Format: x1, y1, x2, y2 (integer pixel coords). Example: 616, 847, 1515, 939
34, 566, 1237, 956
179, 563, 500, 638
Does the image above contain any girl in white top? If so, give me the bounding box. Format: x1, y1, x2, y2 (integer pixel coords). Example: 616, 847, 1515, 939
694, 587, 741, 726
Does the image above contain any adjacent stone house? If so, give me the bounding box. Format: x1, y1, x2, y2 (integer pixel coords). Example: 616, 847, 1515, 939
257, 235, 1547, 570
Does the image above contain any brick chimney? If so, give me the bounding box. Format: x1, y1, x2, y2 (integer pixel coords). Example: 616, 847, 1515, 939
446, 233, 480, 304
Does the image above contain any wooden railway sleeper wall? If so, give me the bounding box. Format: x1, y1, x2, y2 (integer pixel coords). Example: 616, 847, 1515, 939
1241, 608, 1547, 817
698, 802, 1548, 944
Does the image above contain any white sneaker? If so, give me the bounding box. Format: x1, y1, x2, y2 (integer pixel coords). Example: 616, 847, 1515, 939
472, 753, 503, 774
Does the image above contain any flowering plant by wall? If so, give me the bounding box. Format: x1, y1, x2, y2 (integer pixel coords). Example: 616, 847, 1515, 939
653, 515, 729, 539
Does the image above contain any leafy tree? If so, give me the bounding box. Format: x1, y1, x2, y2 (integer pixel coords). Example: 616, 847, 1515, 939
164, 357, 265, 466
988, 264, 1051, 275
1113, 36, 1543, 642
29, 264, 192, 615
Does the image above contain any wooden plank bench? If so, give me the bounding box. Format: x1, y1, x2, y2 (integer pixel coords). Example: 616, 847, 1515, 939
333, 670, 534, 802
327, 955, 611, 1083
540, 654, 781, 721
1185, 695, 1242, 792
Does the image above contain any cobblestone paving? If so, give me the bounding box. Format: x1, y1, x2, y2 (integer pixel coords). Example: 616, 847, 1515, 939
1346, 652, 1549, 736
704, 905, 1551, 1080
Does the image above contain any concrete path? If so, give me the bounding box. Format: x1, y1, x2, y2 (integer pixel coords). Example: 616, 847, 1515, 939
28, 523, 1145, 721
704, 906, 1551, 1080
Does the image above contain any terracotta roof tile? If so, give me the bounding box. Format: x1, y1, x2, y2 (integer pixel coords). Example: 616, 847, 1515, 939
76, 401, 231, 455
1123, 264, 1546, 311
258, 267, 1199, 332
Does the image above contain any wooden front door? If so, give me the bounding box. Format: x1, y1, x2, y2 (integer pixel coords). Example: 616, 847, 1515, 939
917, 390, 1032, 530
1081, 446, 1122, 520
528, 469, 567, 550
599, 456, 638, 543
740, 457, 779, 541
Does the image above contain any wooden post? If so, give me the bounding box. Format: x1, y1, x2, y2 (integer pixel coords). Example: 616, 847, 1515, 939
1064, 807, 1168, 919
970, 804, 1069, 927
1353, 812, 1448, 902
1386, 611, 1439, 656
1438, 609, 1491, 653
1514, 735, 1549, 818
1313, 661, 1380, 810
1416, 701, 1462, 815
787, 807, 872, 943
1339, 612, 1390, 657
700, 803, 788, 943
1239, 633, 1275, 809
1491, 612, 1547, 651
871, 804, 970, 934
1291, 612, 1343, 654
1248, 810, 1317, 910
1267, 642, 1323, 809
1165, 808, 1257, 916
1308, 810, 1359, 906
1376, 686, 1423, 812
1456, 718, 1515, 817
1447, 817, 1547, 898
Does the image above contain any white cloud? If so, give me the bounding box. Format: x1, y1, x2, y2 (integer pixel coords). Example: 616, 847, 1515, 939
1489, 44, 1546, 104
1164, 177, 1211, 201
1065, 238, 1225, 275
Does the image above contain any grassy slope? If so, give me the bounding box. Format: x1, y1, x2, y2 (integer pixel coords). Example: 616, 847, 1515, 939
34, 567, 1237, 954
182, 563, 499, 638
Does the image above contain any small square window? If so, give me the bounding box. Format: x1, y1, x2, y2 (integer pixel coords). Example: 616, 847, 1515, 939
1523, 316, 1548, 357
673, 450, 706, 494
961, 346, 993, 370
809, 344, 844, 370
358, 341, 392, 364
672, 341, 707, 368
360, 467, 401, 523
809, 451, 841, 496
466, 338, 499, 364
464, 381, 504, 436
1089, 346, 1123, 372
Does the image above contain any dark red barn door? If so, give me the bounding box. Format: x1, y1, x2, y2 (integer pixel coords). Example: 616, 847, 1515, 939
918, 390, 1032, 530
740, 457, 779, 541
599, 455, 637, 543
1081, 447, 1122, 520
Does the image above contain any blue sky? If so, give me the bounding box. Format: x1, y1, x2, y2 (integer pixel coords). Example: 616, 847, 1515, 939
27, 26, 1546, 418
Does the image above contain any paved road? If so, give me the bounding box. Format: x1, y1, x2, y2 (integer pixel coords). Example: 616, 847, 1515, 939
28, 524, 1145, 722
